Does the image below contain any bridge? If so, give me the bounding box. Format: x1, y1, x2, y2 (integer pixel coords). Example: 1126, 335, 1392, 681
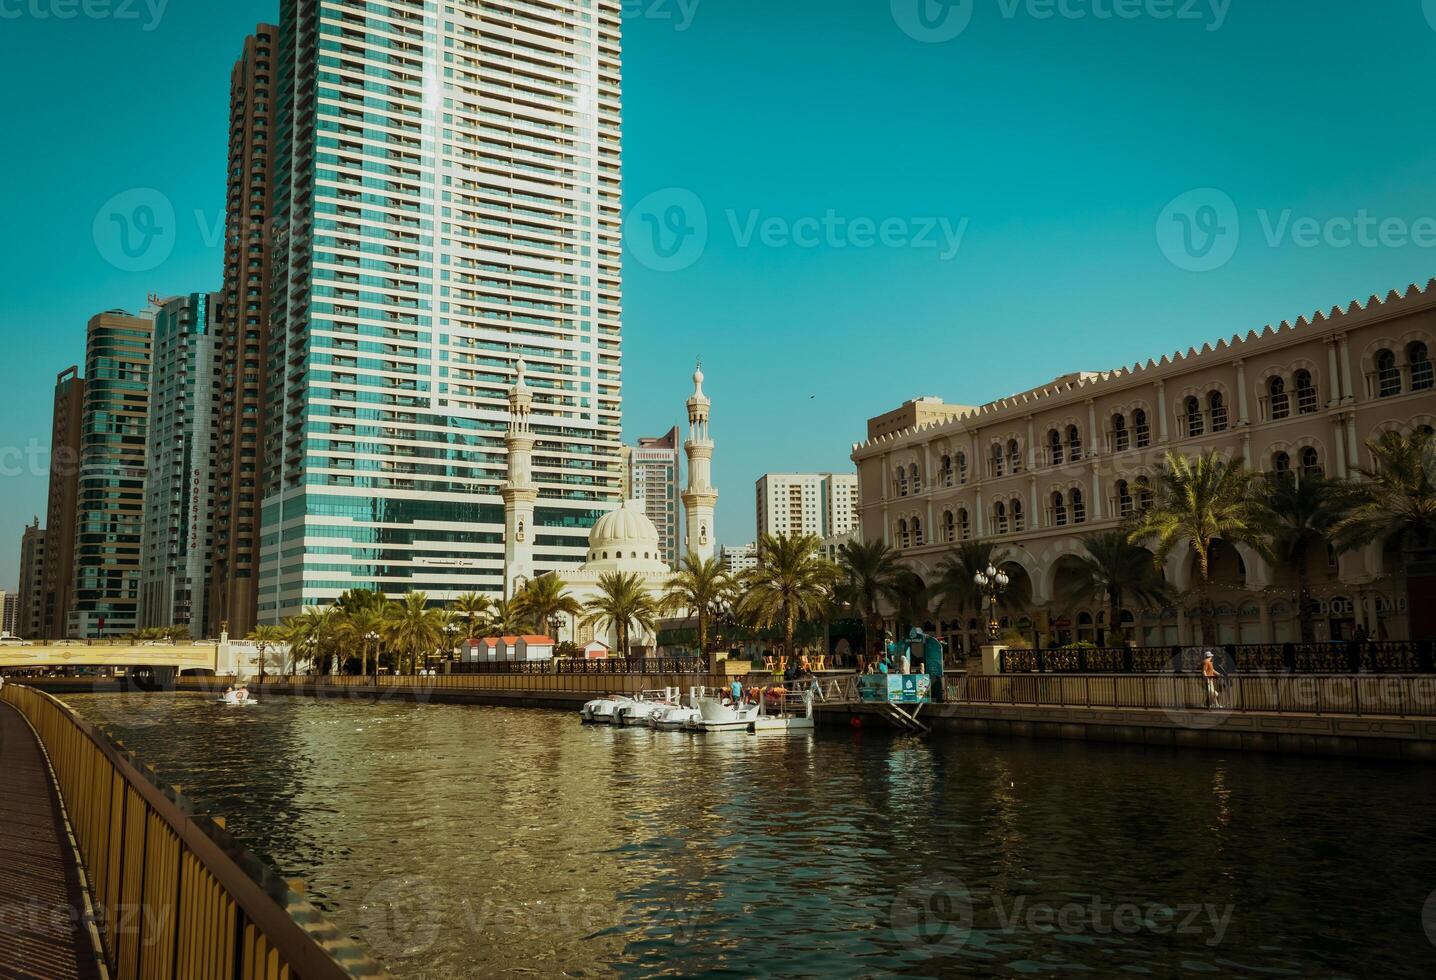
0, 641, 233, 674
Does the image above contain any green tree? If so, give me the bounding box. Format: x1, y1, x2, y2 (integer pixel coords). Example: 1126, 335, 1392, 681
662, 553, 734, 654
736, 533, 838, 662
1333, 429, 1436, 551
246, 624, 285, 686
483, 598, 532, 637
582, 572, 660, 661
386, 592, 441, 675
834, 540, 904, 657
1055, 532, 1173, 645
931, 541, 1031, 645
334, 589, 389, 676
513, 575, 584, 640
1266, 475, 1355, 643
1128, 451, 1274, 645
451, 592, 493, 642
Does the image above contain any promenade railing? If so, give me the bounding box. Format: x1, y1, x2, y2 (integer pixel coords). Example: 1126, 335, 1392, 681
999, 641, 1435, 675
448, 656, 712, 675
0, 684, 391, 979
950, 671, 1436, 717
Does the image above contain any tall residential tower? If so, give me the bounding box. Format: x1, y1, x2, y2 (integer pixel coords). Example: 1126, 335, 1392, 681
261, 0, 623, 620
40, 366, 83, 637
627, 427, 681, 567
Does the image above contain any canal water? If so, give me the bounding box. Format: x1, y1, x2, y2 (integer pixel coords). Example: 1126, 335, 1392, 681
63, 692, 1436, 978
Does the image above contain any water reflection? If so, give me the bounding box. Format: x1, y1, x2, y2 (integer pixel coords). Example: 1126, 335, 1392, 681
62, 693, 1436, 979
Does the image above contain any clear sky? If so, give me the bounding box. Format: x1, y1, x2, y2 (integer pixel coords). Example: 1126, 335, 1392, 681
3, 0, 1436, 586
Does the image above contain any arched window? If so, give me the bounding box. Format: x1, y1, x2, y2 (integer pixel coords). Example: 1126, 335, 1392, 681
1116, 479, 1134, 518
993, 500, 1008, 535
895, 466, 907, 497
1066, 425, 1083, 461
909, 463, 921, 493
990, 442, 1005, 478
1409, 342, 1433, 392
1295, 369, 1318, 414
1209, 391, 1228, 432
1011, 497, 1025, 532
1049, 429, 1063, 466
940, 454, 954, 487
1112, 413, 1129, 452
958, 508, 971, 540
956, 451, 968, 484
1135, 476, 1154, 511
1375, 349, 1400, 398
942, 509, 955, 542
1267, 376, 1289, 420
912, 516, 924, 547
1071, 487, 1086, 524
1051, 490, 1068, 527
1272, 451, 1292, 479
1185, 396, 1204, 437
897, 518, 910, 549
1133, 408, 1151, 448
1300, 447, 1322, 479
1008, 438, 1022, 474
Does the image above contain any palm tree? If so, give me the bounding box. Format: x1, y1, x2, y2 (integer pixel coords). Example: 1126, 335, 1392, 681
582, 572, 660, 661
387, 592, 441, 675
1128, 451, 1274, 645
1334, 429, 1436, 552
451, 592, 493, 642
736, 533, 838, 662
513, 575, 584, 641
283, 606, 336, 677
835, 540, 904, 657
662, 553, 734, 654
1055, 532, 1173, 645
1266, 475, 1356, 643
483, 598, 532, 637
246, 624, 284, 685
931, 541, 1031, 643
429, 608, 457, 671
336, 606, 385, 678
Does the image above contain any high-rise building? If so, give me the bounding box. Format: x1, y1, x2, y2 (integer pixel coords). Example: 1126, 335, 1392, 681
210, 23, 278, 640
260, 0, 623, 621
69, 308, 154, 638
627, 427, 681, 567
17, 519, 45, 638
719, 543, 757, 576
755, 473, 860, 540
0, 591, 17, 637
139, 293, 221, 636
41, 366, 84, 638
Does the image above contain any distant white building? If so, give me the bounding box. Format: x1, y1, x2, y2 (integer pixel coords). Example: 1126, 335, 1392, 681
719, 544, 758, 576
755, 472, 860, 540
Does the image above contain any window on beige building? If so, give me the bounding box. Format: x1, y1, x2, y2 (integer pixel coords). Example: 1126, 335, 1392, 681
1071, 487, 1087, 524
1209, 391, 1228, 432
1295, 369, 1319, 414
994, 500, 1008, 535
1185, 396, 1204, 437
1008, 439, 1022, 474
1011, 497, 1025, 532
1134, 408, 1151, 448
1048, 429, 1063, 466
1410, 342, 1433, 392
1375, 348, 1401, 397
1112, 413, 1129, 452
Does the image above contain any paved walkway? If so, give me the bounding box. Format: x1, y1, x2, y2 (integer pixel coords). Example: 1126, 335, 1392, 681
0, 700, 104, 980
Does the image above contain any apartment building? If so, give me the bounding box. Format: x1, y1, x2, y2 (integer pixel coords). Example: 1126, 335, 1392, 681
756, 473, 860, 540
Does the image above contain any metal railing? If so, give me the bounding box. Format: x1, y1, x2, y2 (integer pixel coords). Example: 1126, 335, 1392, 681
0, 684, 390, 979
448, 656, 712, 675
949, 672, 1436, 717
1000, 642, 1435, 675
261, 671, 737, 696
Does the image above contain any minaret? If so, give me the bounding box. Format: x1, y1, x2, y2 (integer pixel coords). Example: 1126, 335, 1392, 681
502, 359, 538, 598
682, 361, 718, 563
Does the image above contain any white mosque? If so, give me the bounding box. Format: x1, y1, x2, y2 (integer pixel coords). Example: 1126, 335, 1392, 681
500, 360, 719, 653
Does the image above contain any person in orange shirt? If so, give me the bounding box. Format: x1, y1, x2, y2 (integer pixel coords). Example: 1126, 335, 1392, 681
1202, 652, 1222, 708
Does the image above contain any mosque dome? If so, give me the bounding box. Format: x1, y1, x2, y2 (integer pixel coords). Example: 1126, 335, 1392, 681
584, 500, 670, 573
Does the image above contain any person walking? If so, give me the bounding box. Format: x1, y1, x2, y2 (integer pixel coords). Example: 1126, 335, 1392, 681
1202, 652, 1222, 708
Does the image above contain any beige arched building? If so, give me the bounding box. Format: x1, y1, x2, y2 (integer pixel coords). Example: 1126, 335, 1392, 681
852, 279, 1436, 651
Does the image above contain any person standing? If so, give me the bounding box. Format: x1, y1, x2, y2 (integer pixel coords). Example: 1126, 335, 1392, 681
1202, 652, 1222, 708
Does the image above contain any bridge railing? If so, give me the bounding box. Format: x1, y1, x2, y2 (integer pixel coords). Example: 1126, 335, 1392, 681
948, 672, 1436, 717
999, 642, 1436, 675
0, 684, 391, 979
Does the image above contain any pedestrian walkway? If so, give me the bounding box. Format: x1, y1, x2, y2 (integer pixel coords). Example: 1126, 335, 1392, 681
0, 700, 104, 980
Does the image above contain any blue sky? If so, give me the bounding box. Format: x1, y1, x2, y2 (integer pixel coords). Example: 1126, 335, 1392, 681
3, 0, 1436, 584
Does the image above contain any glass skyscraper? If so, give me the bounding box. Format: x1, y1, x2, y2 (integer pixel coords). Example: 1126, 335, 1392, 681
261, 0, 622, 621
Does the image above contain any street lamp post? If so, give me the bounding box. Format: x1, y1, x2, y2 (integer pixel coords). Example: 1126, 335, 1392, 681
973, 564, 1010, 642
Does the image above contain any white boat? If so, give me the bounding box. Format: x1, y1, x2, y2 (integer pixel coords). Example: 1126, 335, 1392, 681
693, 694, 764, 732
581, 696, 627, 723
614, 699, 662, 726
218, 687, 258, 706
648, 703, 702, 731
